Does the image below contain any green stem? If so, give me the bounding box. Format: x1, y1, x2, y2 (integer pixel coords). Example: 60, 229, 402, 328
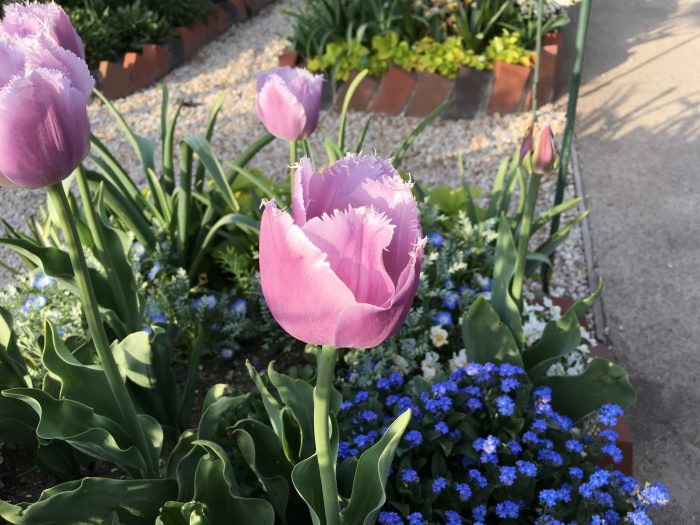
289, 140, 298, 198
531, 0, 544, 119
47, 183, 158, 479
74, 168, 132, 328
512, 173, 541, 310
314, 345, 340, 525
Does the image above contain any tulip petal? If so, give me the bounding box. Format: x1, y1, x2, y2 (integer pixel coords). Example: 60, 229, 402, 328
333, 242, 423, 349
259, 201, 356, 346
0, 68, 90, 189
302, 206, 395, 306
360, 174, 422, 284
303, 154, 397, 220
13, 34, 94, 101
0, 36, 27, 86
1, 3, 85, 60
255, 74, 307, 141
292, 157, 314, 226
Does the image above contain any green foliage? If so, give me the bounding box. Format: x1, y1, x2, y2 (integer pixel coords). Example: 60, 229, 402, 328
61, 0, 169, 68
307, 30, 532, 81
484, 29, 533, 67
146, 0, 212, 27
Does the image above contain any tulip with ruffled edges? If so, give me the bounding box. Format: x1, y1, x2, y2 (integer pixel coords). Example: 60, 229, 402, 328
255, 66, 323, 142
259, 153, 424, 349
0, 68, 91, 189
0, 1, 85, 60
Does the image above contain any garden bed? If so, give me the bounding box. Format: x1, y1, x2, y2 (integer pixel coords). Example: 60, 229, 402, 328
279, 31, 564, 119
96, 0, 277, 99
0, 2, 671, 523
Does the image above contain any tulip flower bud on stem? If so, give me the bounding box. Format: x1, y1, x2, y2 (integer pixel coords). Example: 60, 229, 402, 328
47, 182, 159, 478
512, 172, 541, 311
313, 345, 341, 525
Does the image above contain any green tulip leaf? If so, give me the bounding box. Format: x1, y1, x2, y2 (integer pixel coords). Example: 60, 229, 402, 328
0, 477, 177, 524
0, 307, 31, 389
341, 410, 412, 525
462, 296, 524, 366
522, 307, 582, 379
2, 388, 148, 477
191, 440, 275, 525
197, 393, 249, 442
490, 214, 524, 346
0, 396, 38, 445
231, 420, 291, 519
41, 321, 122, 424
290, 454, 323, 525
538, 358, 636, 422
157, 501, 211, 525
0, 237, 121, 315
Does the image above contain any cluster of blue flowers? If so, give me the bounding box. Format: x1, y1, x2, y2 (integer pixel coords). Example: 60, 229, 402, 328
338, 362, 669, 524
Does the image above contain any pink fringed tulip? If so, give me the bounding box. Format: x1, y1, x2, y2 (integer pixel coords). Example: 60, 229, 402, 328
256, 67, 323, 141
259, 154, 424, 349
0, 3, 92, 189
1, 2, 85, 60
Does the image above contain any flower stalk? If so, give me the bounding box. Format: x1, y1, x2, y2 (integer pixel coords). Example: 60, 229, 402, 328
512, 172, 541, 311
314, 344, 341, 525
47, 182, 158, 478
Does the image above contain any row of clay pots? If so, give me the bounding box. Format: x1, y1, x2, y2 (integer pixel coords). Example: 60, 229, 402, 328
279, 32, 563, 119
96, 0, 276, 100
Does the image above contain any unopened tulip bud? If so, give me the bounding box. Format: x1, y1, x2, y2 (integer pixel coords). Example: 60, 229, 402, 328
532, 124, 559, 175
519, 123, 559, 175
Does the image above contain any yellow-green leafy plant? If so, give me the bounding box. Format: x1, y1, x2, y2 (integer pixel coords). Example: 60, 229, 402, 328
484, 29, 533, 67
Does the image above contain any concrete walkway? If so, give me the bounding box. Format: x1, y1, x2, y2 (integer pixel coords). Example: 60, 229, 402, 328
575, 0, 700, 522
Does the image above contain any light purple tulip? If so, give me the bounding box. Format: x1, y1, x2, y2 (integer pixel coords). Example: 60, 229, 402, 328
1, 2, 84, 60
0, 34, 93, 101
259, 154, 424, 349
255, 67, 323, 141
0, 67, 90, 189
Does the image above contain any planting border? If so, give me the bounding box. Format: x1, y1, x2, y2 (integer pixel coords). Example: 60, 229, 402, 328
95, 0, 277, 100
552, 297, 634, 476
279, 32, 563, 119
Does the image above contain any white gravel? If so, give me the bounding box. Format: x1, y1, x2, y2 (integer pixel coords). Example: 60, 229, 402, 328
0, 0, 590, 301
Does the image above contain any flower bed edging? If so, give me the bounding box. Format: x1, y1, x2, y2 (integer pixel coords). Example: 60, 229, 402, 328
96, 0, 276, 100
278, 31, 564, 119
551, 296, 634, 477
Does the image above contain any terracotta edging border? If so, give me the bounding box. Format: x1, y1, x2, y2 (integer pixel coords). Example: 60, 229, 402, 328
96, 0, 277, 100
278, 31, 563, 119
551, 296, 634, 476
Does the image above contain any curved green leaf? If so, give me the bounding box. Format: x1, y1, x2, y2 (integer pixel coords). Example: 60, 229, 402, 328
3, 388, 147, 477
191, 440, 275, 525
341, 410, 412, 525
538, 358, 636, 422
462, 296, 524, 366
0, 477, 176, 524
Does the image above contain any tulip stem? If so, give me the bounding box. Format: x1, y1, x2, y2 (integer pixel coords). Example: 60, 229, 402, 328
314, 344, 341, 525
47, 183, 159, 479
512, 172, 541, 312
289, 140, 298, 196
74, 167, 135, 330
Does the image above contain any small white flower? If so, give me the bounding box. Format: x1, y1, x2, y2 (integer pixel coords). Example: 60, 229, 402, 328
429, 325, 448, 348
392, 354, 411, 375
448, 348, 468, 371
421, 351, 441, 380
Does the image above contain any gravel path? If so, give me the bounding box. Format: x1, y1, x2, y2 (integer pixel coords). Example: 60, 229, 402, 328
0, 0, 589, 300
